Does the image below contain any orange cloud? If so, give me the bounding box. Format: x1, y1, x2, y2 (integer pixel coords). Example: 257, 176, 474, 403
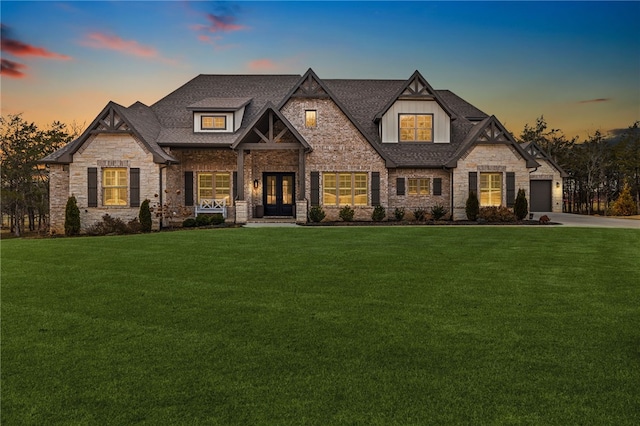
578, 98, 611, 104
82, 32, 158, 58
0, 58, 27, 78
192, 13, 247, 33
1, 24, 70, 60
248, 59, 278, 72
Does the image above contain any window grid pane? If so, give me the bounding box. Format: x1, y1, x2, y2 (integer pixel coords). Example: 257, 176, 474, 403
480, 173, 502, 206
214, 173, 230, 202
338, 173, 352, 205
408, 178, 418, 195
305, 110, 317, 128
354, 173, 367, 206
399, 114, 433, 142
199, 173, 213, 202
323, 173, 337, 205
103, 168, 127, 206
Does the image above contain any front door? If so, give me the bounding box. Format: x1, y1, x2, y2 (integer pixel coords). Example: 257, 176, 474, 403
263, 173, 295, 216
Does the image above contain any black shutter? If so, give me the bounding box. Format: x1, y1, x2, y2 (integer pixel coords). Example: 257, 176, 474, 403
396, 177, 405, 196
130, 168, 140, 207
310, 172, 320, 206
469, 172, 477, 196
433, 178, 442, 196
184, 171, 194, 206
506, 172, 515, 207
232, 171, 238, 203
371, 172, 380, 206
88, 167, 98, 207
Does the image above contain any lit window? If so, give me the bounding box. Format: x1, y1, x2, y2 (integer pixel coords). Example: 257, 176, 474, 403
103, 168, 128, 206
305, 110, 317, 128
408, 178, 430, 195
198, 173, 231, 204
201, 116, 227, 130
399, 114, 433, 142
480, 173, 502, 206
323, 172, 368, 206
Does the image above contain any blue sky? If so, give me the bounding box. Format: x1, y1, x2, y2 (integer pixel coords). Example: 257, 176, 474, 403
2, 1, 639, 139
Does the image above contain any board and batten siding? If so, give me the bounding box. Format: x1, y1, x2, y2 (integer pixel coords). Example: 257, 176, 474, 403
381, 100, 451, 143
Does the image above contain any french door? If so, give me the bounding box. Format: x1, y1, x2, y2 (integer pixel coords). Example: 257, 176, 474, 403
263, 173, 295, 216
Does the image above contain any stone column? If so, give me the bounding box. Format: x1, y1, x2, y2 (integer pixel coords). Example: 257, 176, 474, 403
296, 199, 308, 224
235, 200, 248, 224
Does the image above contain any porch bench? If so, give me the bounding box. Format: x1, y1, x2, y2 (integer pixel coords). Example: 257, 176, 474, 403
195, 198, 227, 219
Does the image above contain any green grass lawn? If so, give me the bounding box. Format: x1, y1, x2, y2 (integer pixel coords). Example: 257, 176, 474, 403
2, 227, 639, 425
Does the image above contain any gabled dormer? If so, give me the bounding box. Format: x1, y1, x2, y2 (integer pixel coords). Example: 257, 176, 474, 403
376, 71, 455, 144
188, 97, 252, 133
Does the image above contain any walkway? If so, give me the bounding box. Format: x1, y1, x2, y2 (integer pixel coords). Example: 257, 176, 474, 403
531, 212, 640, 229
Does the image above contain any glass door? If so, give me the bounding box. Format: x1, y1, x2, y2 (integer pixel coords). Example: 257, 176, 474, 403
263, 173, 295, 216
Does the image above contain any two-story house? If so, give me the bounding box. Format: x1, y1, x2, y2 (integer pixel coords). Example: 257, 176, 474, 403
41, 68, 565, 232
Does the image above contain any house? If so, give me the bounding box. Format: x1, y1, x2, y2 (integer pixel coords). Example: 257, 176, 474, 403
41, 68, 564, 233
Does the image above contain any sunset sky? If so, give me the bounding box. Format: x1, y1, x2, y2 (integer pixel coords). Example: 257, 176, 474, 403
1, 1, 639, 140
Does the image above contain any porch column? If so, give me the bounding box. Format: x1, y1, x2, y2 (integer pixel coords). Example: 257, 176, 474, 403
236, 148, 245, 200
299, 148, 306, 200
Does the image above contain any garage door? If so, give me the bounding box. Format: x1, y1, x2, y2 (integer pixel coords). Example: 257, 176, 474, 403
530, 180, 552, 212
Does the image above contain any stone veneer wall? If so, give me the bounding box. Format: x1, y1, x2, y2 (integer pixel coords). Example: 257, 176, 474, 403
281, 98, 388, 221
452, 144, 530, 220
48, 164, 70, 235
530, 159, 564, 213
68, 134, 160, 231
387, 168, 451, 219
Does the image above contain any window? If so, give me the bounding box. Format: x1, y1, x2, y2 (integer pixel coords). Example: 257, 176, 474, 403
323, 172, 368, 206
408, 178, 430, 195
399, 114, 433, 142
480, 173, 502, 206
305, 110, 317, 128
198, 173, 231, 203
103, 168, 128, 206
201, 116, 227, 130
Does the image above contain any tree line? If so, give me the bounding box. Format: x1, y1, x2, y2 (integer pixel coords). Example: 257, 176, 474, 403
518, 117, 640, 215
1, 114, 638, 236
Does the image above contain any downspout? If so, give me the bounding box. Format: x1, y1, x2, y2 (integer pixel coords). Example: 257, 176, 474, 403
445, 166, 454, 220
159, 161, 170, 230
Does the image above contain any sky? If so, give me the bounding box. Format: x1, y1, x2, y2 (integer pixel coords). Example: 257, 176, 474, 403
1, 1, 639, 140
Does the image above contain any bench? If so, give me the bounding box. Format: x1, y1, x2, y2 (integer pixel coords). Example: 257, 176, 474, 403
195, 198, 227, 219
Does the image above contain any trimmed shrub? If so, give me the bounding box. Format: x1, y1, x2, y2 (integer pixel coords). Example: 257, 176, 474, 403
139, 199, 152, 232
371, 205, 386, 222
339, 205, 355, 222
64, 195, 81, 236
514, 188, 528, 220
182, 218, 197, 228
210, 213, 225, 225
308, 206, 326, 223
466, 191, 480, 221
610, 183, 637, 216
127, 218, 142, 233
85, 214, 131, 235
430, 204, 448, 220
393, 207, 405, 221
413, 207, 427, 221
478, 206, 516, 222
195, 214, 211, 227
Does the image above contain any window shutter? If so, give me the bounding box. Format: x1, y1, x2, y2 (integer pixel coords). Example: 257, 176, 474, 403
433, 178, 442, 196
88, 167, 98, 207
130, 168, 140, 207
310, 172, 320, 206
184, 171, 194, 206
232, 171, 238, 204
396, 177, 405, 196
506, 172, 515, 207
371, 172, 380, 206
468, 172, 477, 196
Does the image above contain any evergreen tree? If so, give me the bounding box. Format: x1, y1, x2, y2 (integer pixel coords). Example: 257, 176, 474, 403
514, 188, 528, 220
610, 183, 637, 216
64, 195, 80, 236
139, 199, 153, 232
466, 191, 479, 221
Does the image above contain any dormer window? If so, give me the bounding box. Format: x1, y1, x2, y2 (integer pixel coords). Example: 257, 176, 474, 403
399, 114, 433, 142
201, 116, 227, 130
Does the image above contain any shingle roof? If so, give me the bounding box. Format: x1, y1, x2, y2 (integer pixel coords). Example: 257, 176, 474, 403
186, 97, 252, 111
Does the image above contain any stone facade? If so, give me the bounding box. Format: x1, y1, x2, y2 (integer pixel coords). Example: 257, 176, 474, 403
530, 160, 564, 213
452, 144, 530, 220
48, 164, 70, 235
59, 134, 161, 232
388, 168, 451, 220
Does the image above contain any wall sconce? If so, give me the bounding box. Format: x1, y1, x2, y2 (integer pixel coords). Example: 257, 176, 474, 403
253, 179, 259, 189
556, 182, 560, 188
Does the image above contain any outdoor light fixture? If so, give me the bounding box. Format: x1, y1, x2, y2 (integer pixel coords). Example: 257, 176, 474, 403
254, 179, 259, 189
556, 182, 560, 188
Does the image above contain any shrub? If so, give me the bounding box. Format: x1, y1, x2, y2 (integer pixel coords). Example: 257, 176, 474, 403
210, 213, 225, 225
610, 183, 637, 216
64, 195, 81, 236
466, 191, 480, 221
514, 188, 528, 220
339, 205, 355, 222
371, 205, 386, 221
195, 214, 211, 227
430, 204, 448, 221
139, 199, 152, 232
85, 214, 132, 236
413, 207, 427, 221
182, 218, 197, 228
127, 218, 142, 233
478, 206, 516, 222
393, 207, 405, 221
308, 206, 326, 223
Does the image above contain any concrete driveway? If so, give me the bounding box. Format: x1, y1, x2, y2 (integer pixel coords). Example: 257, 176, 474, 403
532, 212, 640, 229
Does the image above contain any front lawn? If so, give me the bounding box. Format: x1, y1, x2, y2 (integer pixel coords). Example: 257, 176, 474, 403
2, 227, 639, 425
